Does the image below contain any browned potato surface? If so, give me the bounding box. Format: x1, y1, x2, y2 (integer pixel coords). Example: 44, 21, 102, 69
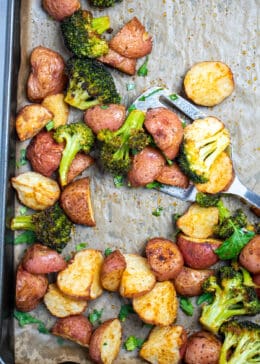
174, 267, 214, 296
177, 234, 221, 269
27, 46, 67, 102
60, 177, 96, 226
42, 0, 80, 21
184, 331, 221, 364
41, 93, 69, 128
239, 235, 260, 274
184, 61, 234, 106
89, 318, 122, 364
84, 104, 126, 134
146, 237, 184, 281
16, 265, 48, 312
156, 163, 189, 188
100, 250, 126, 292
127, 147, 165, 187
109, 17, 153, 58
52, 315, 92, 347
16, 104, 53, 141
67, 153, 94, 184
144, 107, 184, 160
22, 244, 67, 274
98, 48, 137, 75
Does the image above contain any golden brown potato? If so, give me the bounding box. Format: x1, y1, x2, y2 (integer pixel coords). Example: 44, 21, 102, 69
41, 93, 69, 128
44, 284, 87, 318
133, 281, 178, 326
239, 235, 260, 274
176, 203, 219, 239
98, 48, 137, 75
16, 104, 53, 141
60, 177, 96, 226
174, 267, 214, 296
67, 153, 94, 184
109, 17, 153, 59
177, 234, 221, 269
100, 250, 126, 292
146, 237, 184, 281
184, 331, 221, 364
51, 315, 92, 347
27, 46, 67, 102
57, 249, 103, 300
156, 163, 189, 188
11, 171, 60, 210
119, 254, 156, 298
16, 265, 48, 312
42, 0, 80, 21
140, 325, 187, 364
184, 61, 234, 106
89, 319, 122, 364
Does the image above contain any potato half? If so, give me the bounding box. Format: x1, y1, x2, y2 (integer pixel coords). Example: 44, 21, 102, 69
100, 250, 126, 292
42, 93, 69, 129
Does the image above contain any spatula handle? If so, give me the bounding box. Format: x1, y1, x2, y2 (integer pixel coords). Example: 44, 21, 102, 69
162, 93, 207, 120
226, 176, 260, 209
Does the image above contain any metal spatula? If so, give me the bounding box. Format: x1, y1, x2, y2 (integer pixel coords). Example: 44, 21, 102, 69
131, 87, 260, 209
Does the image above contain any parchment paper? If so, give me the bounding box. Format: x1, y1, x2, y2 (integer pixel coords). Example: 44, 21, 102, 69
14, 0, 260, 362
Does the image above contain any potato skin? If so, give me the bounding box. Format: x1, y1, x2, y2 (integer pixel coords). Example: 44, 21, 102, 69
42, 0, 80, 21
184, 331, 221, 364
146, 238, 184, 281
174, 267, 214, 297
16, 265, 48, 312
156, 163, 189, 188
51, 315, 92, 347
67, 153, 94, 184
98, 48, 137, 75
100, 250, 126, 291
239, 235, 260, 274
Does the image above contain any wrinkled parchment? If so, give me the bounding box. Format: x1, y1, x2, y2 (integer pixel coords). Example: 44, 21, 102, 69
15, 0, 260, 362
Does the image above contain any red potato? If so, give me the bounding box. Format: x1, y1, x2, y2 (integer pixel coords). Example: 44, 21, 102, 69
156, 163, 189, 188
84, 104, 126, 134
98, 48, 137, 75
67, 153, 94, 184
239, 235, 260, 274
22, 244, 67, 274
16, 265, 48, 312
177, 234, 222, 269
174, 267, 214, 296
100, 250, 126, 292
127, 146, 166, 187
144, 107, 184, 160
42, 0, 80, 21
184, 331, 221, 364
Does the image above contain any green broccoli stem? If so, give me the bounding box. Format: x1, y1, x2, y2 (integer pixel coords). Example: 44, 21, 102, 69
115, 110, 146, 142
91, 16, 110, 34
59, 135, 82, 186
219, 333, 238, 364
229, 336, 260, 364
11, 215, 35, 231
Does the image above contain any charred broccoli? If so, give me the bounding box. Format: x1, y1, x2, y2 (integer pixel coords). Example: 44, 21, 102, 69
10, 204, 73, 252
53, 122, 94, 187
61, 10, 110, 58
64, 57, 121, 110
195, 192, 220, 207
89, 0, 123, 7
97, 109, 150, 175
219, 320, 260, 364
178, 117, 230, 183
199, 266, 260, 334
214, 208, 248, 239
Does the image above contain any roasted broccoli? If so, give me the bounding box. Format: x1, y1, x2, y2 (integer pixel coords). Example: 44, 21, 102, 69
219, 320, 260, 364
97, 109, 150, 175
89, 0, 123, 7
10, 204, 73, 252
64, 57, 121, 110
195, 192, 220, 207
214, 208, 248, 239
53, 122, 94, 187
199, 266, 260, 334
177, 117, 230, 183
61, 10, 110, 58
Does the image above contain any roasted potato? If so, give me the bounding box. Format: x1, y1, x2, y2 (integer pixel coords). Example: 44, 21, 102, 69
60, 177, 96, 226
57, 249, 103, 300
41, 93, 69, 128
133, 281, 178, 326
184, 61, 234, 106
145, 237, 184, 281
44, 284, 87, 318
119, 254, 156, 298
174, 267, 214, 296
16, 264, 48, 312
100, 250, 126, 292
89, 318, 122, 364
177, 234, 221, 269
22, 244, 67, 274
16, 104, 53, 141
156, 163, 189, 188
51, 315, 92, 347
42, 0, 80, 21
239, 235, 260, 274
11, 171, 60, 210
184, 331, 221, 364
27, 46, 67, 102
140, 325, 187, 364
67, 153, 94, 184
176, 203, 219, 239
98, 48, 137, 75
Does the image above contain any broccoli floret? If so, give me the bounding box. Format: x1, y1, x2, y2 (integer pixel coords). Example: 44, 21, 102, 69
214, 208, 248, 239
10, 204, 73, 252
177, 118, 230, 183
219, 320, 260, 364
64, 57, 121, 110
61, 10, 110, 58
199, 266, 260, 334
89, 0, 123, 7
53, 122, 94, 187
97, 109, 150, 175
195, 192, 220, 207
